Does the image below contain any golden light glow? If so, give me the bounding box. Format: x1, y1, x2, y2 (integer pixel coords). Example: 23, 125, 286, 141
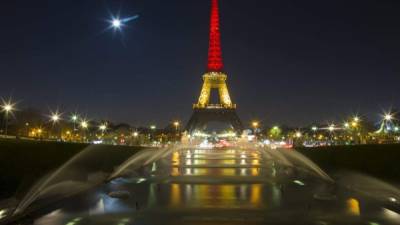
252, 121, 259, 128
1, 99, 16, 113
3, 104, 12, 112
194, 72, 235, 109
250, 184, 262, 206
99, 123, 107, 131
170, 184, 181, 207
80, 120, 89, 129
346, 198, 360, 216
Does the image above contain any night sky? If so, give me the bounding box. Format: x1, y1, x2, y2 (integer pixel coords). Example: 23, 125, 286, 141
1, 0, 400, 127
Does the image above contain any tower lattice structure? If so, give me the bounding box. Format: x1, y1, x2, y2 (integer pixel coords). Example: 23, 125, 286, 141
194, 0, 234, 110
186, 0, 243, 134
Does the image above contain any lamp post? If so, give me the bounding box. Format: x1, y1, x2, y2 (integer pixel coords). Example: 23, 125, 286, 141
133, 131, 139, 145
251, 121, 259, 142
80, 120, 89, 142
252, 121, 259, 133
71, 114, 78, 131
1, 102, 15, 136
173, 121, 180, 132
150, 125, 156, 143
173, 121, 180, 142
50, 111, 62, 140
99, 123, 107, 136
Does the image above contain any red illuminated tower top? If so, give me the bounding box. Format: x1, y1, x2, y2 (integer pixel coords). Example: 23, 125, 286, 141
207, 0, 224, 72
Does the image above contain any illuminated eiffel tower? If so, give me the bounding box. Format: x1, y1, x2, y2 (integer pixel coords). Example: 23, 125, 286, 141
186, 0, 243, 134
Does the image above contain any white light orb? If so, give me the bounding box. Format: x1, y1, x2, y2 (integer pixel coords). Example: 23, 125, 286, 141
112, 19, 121, 28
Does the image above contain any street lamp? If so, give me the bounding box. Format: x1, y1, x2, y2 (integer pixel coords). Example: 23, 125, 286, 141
80, 120, 89, 142
50, 112, 61, 124
1, 101, 15, 136
50, 111, 62, 140
99, 123, 107, 136
71, 114, 79, 131
173, 121, 180, 131
80, 120, 89, 129
252, 121, 259, 129
251, 121, 259, 140
384, 113, 394, 121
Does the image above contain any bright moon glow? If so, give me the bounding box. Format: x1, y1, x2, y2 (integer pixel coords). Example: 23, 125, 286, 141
112, 19, 121, 28
106, 14, 139, 33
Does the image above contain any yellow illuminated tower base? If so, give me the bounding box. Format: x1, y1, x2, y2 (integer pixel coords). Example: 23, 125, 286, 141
194, 72, 236, 109
186, 70, 243, 134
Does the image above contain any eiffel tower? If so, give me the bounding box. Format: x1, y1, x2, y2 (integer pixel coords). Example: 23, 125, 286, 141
186, 0, 243, 134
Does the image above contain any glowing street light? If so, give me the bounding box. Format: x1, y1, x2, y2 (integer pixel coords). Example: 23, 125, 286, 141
3, 104, 13, 112
173, 121, 180, 132
252, 121, 259, 129
311, 126, 318, 132
133, 131, 139, 137
328, 124, 335, 132
50, 112, 61, 124
80, 120, 89, 129
384, 113, 394, 121
150, 125, 156, 130
79, 120, 89, 143
99, 124, 107, 131
70, 114, 79, 133
1, 99, 16, 135
295, 131, 302, 138
49, 110, 63, 140
71, 115, 78, 122
344, 122, 350, 129
99, 123, 107, 136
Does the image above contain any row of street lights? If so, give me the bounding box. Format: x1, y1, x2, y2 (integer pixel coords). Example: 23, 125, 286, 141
253, 113, 398, 139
